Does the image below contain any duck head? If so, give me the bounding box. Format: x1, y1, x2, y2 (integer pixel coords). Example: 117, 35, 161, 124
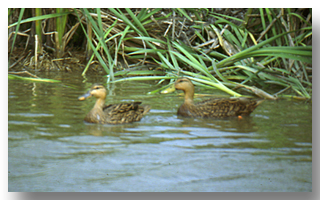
174, 78, 195, 101
78, 84, 107, 101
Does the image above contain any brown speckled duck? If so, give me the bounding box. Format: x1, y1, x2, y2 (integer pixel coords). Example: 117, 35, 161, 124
78, 84, 151, 124
174, 78, 263, 118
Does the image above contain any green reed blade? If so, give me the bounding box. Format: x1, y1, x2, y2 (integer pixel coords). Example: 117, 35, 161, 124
8, 11, 72, 28
9, 74, 61, 83
9, 8, 24, 55
125, 8, 149, 37
75, 9, 109, 75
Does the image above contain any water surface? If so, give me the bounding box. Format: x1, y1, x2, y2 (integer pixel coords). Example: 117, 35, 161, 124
8, 72, 312, 192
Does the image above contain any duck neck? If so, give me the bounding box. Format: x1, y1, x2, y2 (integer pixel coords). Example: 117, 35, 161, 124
183, 88, 194, 105
93, 98, 105, 110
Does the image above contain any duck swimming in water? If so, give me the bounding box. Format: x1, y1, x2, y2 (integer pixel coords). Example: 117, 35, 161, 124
173, 78, 263, 118
78, 84, 151, 124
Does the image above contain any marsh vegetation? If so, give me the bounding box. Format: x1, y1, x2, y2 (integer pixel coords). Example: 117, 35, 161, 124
8, 8, 312, 100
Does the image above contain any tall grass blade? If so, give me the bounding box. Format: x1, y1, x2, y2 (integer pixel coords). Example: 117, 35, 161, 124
56, 8, 68, 58
216, 28, 309, 68
8, 11, 73, 29
82, 8, 116, 81
125, 8, 149, 36
35, 8, 42, 54
75, 9, 110, 75
9, 8, 25, 55
108, 8, 145, 37
8, 74, 61, 83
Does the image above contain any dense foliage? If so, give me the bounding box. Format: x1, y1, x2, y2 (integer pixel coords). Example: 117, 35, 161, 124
8, 8, 312, 100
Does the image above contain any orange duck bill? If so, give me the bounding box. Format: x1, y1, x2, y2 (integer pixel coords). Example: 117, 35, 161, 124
78, 90, 92, 101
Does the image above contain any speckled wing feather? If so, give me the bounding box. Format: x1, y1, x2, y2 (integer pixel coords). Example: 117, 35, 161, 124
103, 102, 150, 124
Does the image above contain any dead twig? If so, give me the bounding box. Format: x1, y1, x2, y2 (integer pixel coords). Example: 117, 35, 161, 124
8, 70, 39, 78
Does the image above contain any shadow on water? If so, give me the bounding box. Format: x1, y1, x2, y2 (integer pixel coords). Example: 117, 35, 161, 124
8, 72, 312, 192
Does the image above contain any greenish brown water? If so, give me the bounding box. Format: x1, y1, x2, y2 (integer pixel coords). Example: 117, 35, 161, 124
8, 72, 312, 192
